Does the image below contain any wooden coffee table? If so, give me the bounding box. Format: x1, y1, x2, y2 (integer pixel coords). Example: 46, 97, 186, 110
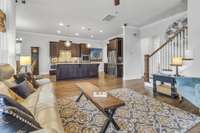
76, 82, 125, 133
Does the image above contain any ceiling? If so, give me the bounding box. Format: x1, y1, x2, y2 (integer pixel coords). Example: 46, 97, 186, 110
16, 0, 187, 40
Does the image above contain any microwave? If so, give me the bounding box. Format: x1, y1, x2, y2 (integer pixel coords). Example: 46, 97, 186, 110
82, 55, 90, 62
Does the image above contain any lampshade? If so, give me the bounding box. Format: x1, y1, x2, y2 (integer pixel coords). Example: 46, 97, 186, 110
172, 57, 183, 66
20, 56, 31, 65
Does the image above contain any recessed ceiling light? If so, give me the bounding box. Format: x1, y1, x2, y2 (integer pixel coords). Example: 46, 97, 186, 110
99, 30, 103, 33
81, 26, 86, 30
90, 35, 94, 38
57, 30, 61, 34
75, 33, 79, 36
59, 22, 64, 26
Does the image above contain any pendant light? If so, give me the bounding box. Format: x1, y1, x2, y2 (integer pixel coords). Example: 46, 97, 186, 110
65, 25, 72, 47
65, 40, 72, 47
87, 43, 91, 48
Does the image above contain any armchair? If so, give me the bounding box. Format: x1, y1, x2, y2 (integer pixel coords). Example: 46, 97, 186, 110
176, 77, 200, 110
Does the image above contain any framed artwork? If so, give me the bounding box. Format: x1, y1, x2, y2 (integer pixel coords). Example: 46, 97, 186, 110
90, 48, 103, 61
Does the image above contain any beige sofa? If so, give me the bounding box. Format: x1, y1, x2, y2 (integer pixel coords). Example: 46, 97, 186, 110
0, 64, 64, 133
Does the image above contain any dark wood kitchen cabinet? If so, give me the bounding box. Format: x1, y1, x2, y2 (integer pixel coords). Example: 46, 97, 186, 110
71, 44, 80, 57
49, 42, 90, 58
109, 38, 123, 57
50, 41, 58, 58
58, 41, 67, 51
80, 43, 90, 55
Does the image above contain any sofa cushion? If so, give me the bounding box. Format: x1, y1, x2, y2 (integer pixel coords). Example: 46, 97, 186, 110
36, 78, 51, 86
10, 81, 35, 99
0, 106, 41, 133
21, 88, 41, 116
34, 83, 64, 133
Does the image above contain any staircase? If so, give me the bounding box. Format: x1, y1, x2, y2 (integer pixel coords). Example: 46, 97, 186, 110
144, 26, 188, 82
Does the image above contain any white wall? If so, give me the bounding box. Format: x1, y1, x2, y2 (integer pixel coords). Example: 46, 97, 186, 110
123, 26, 142, 80
183, 0, 200, 76
0, 0, 16, 67
140, 11, 187, 43
17, 31, 104, 74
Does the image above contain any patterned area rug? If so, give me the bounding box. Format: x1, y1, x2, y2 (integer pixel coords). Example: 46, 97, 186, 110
57, 88, 200, 133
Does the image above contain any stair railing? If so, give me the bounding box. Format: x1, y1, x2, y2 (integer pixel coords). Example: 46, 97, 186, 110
144, 26, 188, 82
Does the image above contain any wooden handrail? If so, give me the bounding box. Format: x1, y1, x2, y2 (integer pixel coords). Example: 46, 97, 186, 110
150, 26, 187, 57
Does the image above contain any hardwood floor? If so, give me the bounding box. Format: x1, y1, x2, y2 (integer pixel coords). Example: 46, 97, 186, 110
51, 73, 200, 133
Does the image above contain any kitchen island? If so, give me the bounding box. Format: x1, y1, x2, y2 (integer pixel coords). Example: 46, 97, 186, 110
56, 63, 99, 81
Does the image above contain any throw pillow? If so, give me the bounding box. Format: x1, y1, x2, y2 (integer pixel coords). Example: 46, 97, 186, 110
14, 73, 28, 84
14, 73, 39, 88
10, 81, 35, 99
0, 107, 41, 132
0, 94, 34, 118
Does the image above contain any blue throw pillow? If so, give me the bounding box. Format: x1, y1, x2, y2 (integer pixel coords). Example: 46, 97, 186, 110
10, 81, 35, 99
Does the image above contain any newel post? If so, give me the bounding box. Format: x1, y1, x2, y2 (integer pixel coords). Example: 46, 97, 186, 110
144, 54, 150, 82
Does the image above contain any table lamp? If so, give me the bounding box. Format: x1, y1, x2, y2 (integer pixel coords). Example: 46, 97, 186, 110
171, 57, 183, 76
20, 56, 31, 72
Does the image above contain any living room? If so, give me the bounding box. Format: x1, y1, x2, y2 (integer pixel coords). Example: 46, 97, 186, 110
1, 0, 200, 133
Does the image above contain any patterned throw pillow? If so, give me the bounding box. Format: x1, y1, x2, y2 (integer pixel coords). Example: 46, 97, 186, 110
0, 94, 34, 118
10, 81, 35, 99
0, 107, 41, 133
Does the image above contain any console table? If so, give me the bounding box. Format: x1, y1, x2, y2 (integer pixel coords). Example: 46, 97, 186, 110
153, 74, 178, 98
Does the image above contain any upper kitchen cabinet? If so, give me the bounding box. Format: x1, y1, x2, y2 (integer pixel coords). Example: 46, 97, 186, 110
108, 38, 123, 57
49, 42, 90, 58
50, 41, 59, 58
108, 39, 118, 50
71, 44, 80, 57
80, 43, 90, 55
